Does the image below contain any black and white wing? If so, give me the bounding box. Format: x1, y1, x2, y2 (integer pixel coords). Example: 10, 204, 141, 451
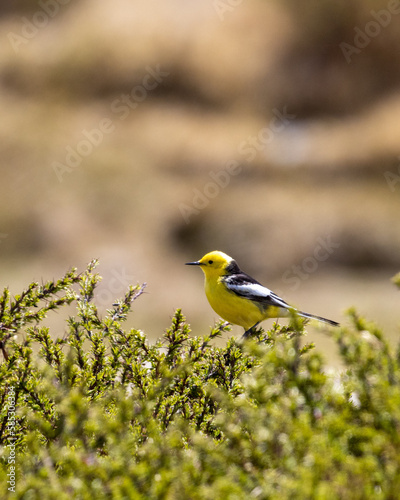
223, 270, 292, 311
222, 262, 339, 326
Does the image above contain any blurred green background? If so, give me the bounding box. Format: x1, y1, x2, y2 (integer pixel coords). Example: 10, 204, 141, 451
1, 0, 400, 362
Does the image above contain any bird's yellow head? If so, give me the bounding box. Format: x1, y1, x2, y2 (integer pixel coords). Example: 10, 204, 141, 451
186, 250, 233, 277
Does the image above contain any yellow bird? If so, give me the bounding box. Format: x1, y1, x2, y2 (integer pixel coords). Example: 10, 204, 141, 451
186, 250, 339, 337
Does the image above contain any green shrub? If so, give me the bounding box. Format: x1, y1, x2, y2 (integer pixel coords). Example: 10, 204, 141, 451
0, 260, 400, 499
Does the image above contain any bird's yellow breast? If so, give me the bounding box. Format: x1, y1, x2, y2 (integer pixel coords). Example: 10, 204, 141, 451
204, 276, 265, 330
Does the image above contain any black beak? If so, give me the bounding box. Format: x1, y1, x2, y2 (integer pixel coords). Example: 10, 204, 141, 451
185, 261, 201, 266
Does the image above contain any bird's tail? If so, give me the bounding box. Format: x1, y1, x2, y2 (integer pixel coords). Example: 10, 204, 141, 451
298, 310, 339, 327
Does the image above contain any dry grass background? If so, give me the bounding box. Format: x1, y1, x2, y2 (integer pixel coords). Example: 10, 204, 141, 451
1, 0, 400, 364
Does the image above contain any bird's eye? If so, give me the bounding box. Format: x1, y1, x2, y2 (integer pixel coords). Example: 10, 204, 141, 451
208, 260, 213, 264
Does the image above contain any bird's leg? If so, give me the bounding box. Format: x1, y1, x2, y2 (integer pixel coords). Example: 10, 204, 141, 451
241, 322, 260, 339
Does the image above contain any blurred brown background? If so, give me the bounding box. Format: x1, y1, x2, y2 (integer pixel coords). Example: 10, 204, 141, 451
1, 0, 400, 361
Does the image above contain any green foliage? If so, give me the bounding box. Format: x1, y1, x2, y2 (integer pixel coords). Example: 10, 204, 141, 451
1, 263, 400, 499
